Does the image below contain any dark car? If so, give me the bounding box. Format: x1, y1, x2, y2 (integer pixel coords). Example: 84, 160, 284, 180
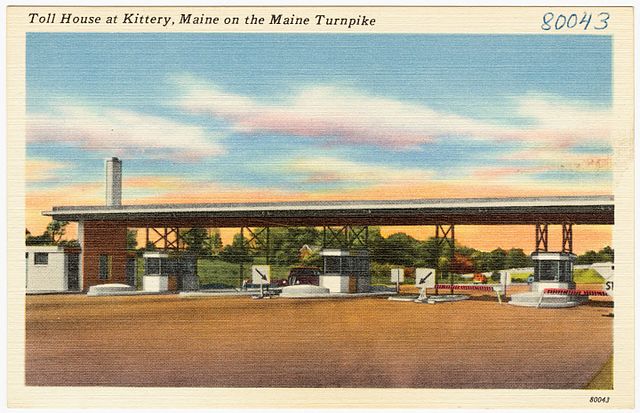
270, 278, 289, 288
287, 266, 321, 286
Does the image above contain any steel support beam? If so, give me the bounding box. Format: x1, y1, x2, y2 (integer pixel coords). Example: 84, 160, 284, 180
240, 227, 245, 288
535, 223, 549, 252
239, 227, 272, 286
322, 226, 369, 249
562, 223, 573, 254
435, 224, 455, 295
243, 227, 270, 251
176, 228, 195, 250
145, 227, 180, 251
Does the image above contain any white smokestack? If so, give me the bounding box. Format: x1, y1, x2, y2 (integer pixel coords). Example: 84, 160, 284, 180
105, 157, 122, 207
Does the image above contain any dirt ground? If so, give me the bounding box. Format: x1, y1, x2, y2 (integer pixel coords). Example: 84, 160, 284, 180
25, 289, 613, 389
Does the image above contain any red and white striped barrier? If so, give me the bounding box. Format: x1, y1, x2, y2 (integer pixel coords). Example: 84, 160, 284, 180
544, 288, 608, 297
435, 284, 494, 292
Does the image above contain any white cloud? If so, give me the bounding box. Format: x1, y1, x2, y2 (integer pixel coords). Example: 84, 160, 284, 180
27, 103, 225, 161
170, 74, 612, 149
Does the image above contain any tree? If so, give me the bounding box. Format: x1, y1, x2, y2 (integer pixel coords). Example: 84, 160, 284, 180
25, 221, 69, 245
58, 239, 80, 248
575, 247, 614, 265
259, 227, 322, 265
504, 248, 532, 269
437, 255, 451, 274
416, 237, 443, 269
599, 246, 614, 262
367, 226, 385, 246
450, 253, 474, 274
145, 240, 157, 251
486, 248, 507, 271
219, 233, 252, 263
127, 230, 138, 250
575, 250, 599, 265
207, 230, 223, 255
45, 220, 69, 244
180, 228, 211, 256
374, 233, 421, 266
470, 250, 488, 272
25, 232, 53, 245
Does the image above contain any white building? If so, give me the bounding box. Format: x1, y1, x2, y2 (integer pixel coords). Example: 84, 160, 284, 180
26, 246, 80, 293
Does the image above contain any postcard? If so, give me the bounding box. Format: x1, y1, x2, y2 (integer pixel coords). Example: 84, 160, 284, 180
6, 5, 634, 409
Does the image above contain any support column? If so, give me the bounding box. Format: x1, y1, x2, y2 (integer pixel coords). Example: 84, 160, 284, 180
562, 223, 573, 254
265, 227, 270, 265
80, 221, 128, 291
535, 223, 549, 252
322, 226, 327, 249
435, 224, 455, 295
240, 227, 245, 288
77, 220, 85, 291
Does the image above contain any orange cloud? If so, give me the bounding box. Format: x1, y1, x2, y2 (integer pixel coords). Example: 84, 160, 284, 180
25, 159, 67, 182
26, 182, 103, 240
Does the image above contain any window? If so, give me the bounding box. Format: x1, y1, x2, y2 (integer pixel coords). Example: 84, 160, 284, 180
559, 261, 573, 282
145, 258, 161, 275
163, 258, 176, 276
99, 255, 112, 280
537, 260, 559, 281
34, 252, 48, 265
324, 257, 341, 273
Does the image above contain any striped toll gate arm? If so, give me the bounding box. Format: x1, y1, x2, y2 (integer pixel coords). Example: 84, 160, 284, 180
435, 284, 495, 292
543, 288, 609, 296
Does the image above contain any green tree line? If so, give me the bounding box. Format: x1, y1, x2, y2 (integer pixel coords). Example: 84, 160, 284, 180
27, 220, 614, 272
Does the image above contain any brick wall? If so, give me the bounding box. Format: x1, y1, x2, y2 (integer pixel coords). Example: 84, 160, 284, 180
81, 221, 128, 290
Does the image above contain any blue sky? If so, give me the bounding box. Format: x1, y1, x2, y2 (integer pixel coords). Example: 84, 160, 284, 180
26, 33, 613, 227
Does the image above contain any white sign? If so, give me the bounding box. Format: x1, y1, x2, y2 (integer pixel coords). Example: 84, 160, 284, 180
391, 268, 404, 283
251, 265, 271, 285
591, 262, 614, 297
500, 271, 512, 286
415, 268, 436, 288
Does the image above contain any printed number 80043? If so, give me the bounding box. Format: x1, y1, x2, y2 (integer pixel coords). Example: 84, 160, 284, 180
590, 397, 610, 403
541, 12, 609, 31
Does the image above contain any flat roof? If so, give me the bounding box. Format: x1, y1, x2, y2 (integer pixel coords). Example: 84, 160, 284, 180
43, 195, 614, 227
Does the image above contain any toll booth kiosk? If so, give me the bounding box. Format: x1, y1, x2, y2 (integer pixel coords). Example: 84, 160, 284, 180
509, 251, 583, 307
320, 249, 370, 293
530, 251, 576, 293
143, 252, 199, 292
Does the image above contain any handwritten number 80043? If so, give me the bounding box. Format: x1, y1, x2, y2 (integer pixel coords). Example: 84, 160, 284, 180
541, 12, 609, 31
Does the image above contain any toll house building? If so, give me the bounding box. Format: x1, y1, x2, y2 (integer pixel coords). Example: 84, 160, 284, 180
40, 158, 614, 293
